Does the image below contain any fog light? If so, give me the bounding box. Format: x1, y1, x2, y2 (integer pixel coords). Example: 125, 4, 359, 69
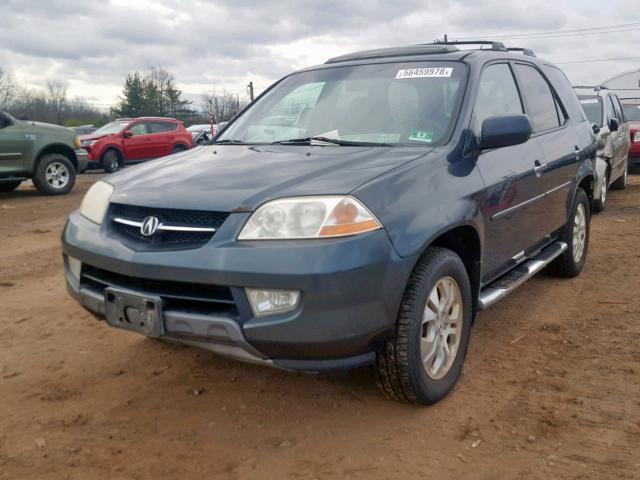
245, 288, 300, 317
67, 256, 82, 280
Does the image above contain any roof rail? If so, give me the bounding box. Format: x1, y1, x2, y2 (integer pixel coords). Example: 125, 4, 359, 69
573, 85, 609, 92
325, 44, 459, 64
432, 39, 507, 51
507, 47, 536, 57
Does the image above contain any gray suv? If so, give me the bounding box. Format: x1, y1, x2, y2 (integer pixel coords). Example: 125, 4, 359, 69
63, 41, 596, 404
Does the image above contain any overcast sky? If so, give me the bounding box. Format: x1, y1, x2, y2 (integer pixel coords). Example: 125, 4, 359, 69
1, 0, 639, 108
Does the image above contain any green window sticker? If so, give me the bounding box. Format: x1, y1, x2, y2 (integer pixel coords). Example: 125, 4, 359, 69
408, 130, 433, 143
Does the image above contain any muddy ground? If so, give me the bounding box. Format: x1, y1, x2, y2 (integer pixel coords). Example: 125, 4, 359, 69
1, 173, 639, 480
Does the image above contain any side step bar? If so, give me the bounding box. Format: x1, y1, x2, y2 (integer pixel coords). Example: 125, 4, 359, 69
478, 242, 567, 310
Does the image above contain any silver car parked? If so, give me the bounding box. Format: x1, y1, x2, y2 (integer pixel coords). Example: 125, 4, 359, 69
575, 86, 630, 211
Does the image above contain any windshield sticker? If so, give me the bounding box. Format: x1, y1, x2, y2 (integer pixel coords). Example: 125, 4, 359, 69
580, 98, 599, 104
396, 67, 453, 79
408, 130, 433, 143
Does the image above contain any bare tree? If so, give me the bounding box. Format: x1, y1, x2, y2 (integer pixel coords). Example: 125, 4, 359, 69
201, 88, 243, 123
46, 79, 68, 124
0, 67, 19, 110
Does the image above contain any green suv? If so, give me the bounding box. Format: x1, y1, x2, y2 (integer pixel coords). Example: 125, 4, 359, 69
0, 111, 88, 195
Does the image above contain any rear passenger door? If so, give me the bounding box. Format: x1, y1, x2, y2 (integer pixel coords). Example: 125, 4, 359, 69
512, 63, 577, 235
473, 63, 549, 283
147, 122, 174, 157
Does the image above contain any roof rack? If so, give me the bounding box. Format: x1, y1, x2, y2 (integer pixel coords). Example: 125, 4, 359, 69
325, 44, 459, 64
573, 85, 609, 92
506, 47, 536, 57
432, 39, 508, 51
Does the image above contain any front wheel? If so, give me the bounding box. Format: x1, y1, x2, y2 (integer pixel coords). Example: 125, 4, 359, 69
101, 149, 121, 173
374, 247, 473, 405
548, 188, 590, 278
32, 154, 76, 195
171, 145, 187, 154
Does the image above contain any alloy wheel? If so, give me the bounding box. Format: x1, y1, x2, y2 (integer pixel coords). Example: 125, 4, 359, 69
420, 276, 463, 380
45, 162, 70, 190
572, 203, 587, 263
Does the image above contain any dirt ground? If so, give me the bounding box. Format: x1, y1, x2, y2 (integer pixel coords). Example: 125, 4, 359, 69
1, 173, 639, 480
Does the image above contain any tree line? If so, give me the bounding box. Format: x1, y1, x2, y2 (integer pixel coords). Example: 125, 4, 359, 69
0, 66, 249, 127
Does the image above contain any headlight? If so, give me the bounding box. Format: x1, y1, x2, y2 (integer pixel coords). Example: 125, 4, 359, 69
74, 136, 81, 149
634, 132, 640, 143
238, 196, 382, 240
81, 139, 97, 147
79, 180, 114, 224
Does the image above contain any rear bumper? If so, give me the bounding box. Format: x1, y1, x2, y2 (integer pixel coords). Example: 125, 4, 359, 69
62, 211, 415, 371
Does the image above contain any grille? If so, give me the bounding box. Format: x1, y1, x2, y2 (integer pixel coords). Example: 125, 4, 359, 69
109, 203, 229, 249
81, 264, 237, 316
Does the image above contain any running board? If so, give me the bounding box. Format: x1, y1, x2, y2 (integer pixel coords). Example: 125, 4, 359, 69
478, 242, 567, 310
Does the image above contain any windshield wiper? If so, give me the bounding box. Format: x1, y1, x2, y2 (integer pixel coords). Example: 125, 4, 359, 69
212, 139, 244, 144
272, 136, 392, 147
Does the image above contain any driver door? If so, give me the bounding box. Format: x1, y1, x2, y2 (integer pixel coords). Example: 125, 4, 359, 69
0, 115, 25, 174
122, 122, 151, 161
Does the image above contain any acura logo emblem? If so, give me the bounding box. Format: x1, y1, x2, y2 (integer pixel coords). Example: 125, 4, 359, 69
140, 216, 160, 236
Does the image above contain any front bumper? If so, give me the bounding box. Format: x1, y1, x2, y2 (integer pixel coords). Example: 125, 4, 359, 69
75, 149, 89, 172
62, 211, 415, 371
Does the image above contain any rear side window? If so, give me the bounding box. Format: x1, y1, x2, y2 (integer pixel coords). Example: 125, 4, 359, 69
148, 122, 178, 133
542, 65, 587, 122
472, 63, 523, 133
513, 64, 561, 133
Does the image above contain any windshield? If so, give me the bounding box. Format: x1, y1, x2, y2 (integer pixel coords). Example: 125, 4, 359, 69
218, 62, 467, 146
578, 97, 602, 127
93, 121, 129, 136
622, 103, 640, 121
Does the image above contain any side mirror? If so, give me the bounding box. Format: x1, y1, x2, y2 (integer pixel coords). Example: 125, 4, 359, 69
480, 114, 532, 150
608, 117, 619, 132
123, 131, 134, 139
592, 123, 601, 135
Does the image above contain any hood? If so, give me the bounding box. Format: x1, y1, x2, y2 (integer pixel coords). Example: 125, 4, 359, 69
26, 121, 75, 136
107, 145, 433, 212
80, 132, 114, 141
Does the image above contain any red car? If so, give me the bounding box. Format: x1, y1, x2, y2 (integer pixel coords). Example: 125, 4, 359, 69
621, 99, 640, 167
80, 117, 193, 172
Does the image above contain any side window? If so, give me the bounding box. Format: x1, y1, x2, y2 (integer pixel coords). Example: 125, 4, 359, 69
612, 96, 625, 122
127, 123, 147, 136
513, 64, 561, 132
148, 122, 175, 134
472, 63, 523, 133
605, 96, 616, 122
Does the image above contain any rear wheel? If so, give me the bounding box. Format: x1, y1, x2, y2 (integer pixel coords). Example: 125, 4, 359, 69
101, 149, 121, 173
593, 169, 608, 213
374, 247, 472, 405
548, 188, 590, 278
32, 154, 76, 195
611, 158, 628, 190
0, 180, 22, 192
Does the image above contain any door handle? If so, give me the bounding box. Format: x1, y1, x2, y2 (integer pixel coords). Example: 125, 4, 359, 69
534, 160, 548, 177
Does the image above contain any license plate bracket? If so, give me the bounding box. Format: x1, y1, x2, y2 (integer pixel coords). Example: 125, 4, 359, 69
104, 287, 164, 338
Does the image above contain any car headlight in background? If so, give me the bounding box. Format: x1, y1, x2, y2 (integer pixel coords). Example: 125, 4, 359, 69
74, 136, 82, 149
79, 180, 114, 224
81, 139, 97, 147
634, 132, 640, 143
238, 196, 382, 240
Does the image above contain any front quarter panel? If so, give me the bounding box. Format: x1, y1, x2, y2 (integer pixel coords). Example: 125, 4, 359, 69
353, 148, 485, 259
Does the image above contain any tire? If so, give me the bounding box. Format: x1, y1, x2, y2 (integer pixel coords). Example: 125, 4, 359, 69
0, 180, 22, 192
548, 188, 590, 278
32, 154, 76, 195
610, 157, 628, 190
593, 169, 608, 213
101, 149, 121, 173
374, 247, 473, 405
171, 145, 187, 154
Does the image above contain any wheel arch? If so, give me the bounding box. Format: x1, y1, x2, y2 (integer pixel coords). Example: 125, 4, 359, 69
35, 143, 78, 171
421, 223, 482, 318
101, 146, 125, 167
